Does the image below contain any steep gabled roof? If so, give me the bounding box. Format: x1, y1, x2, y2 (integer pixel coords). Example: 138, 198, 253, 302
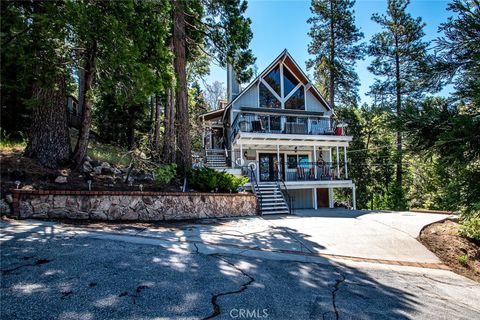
224, 49, 333, 116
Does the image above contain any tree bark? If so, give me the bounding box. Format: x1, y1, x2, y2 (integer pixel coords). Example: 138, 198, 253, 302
394, 35, 402, 187
72, 41, 97, 167
172, 0, 191, 170
25, 69, 71, 168
126, 105, 136, 150
329, 0, 335, 109
162, 87, 176, 163
153, 95, 162, 155
24, 2, 70, 169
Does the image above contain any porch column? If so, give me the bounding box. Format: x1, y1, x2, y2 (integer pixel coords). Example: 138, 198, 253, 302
328, 188, 334, 208
231, 147, 235, 168
352, 184, 356, 210
336, 146, 340, 178
240, 143, 243, 165
313, 145, 317, 179
344, 146, 348, 179
313, 187, 318, 209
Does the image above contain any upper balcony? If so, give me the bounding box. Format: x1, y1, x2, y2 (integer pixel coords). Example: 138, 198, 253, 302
229, 109, 350, 146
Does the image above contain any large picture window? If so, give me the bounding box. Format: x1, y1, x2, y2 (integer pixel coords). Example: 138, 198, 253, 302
287, 154, 309, 169
259, 63, 305, 110
259, 82, 280, 109
283, 67, 299, 96
285, 86, 305, 110
264, 65, 281, 95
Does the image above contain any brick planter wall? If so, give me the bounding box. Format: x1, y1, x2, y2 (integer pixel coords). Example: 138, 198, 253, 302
11, 190, 257, 221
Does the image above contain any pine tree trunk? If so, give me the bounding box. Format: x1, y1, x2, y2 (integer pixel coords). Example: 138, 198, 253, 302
328, 0, 335, 109
126, 106, 136, 150
72, 41, 97, 167
25, 68, 71, 169
394, 36, 402, 187
172, 0, 191, 170
162, 87, 176, 163
153, 95, 162, 154
24, 2, 70, 169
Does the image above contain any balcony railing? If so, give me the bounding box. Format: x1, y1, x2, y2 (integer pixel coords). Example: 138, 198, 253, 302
230, 111, 343, 141
231, 158, 349, 182
281, 162, 347, 181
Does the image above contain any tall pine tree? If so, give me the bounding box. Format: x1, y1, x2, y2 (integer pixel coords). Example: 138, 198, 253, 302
368, 0, 430, 194
22, 1, 71, 168
170, 0, 255, 171
307, 0, 364, 108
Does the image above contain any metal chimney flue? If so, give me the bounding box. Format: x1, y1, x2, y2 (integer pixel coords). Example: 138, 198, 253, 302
227, 64, 240, 103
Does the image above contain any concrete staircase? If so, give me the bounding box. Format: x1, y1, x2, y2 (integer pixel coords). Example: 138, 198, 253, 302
255, 182, 290, 215
205, 150, 227, 168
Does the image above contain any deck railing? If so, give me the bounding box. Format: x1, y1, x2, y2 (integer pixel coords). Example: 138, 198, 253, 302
230, 111, 342, 142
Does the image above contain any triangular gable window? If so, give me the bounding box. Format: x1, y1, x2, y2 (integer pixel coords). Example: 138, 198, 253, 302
283, 67, 299, 96
259, 82, 280, 109
259, 59, 305, 110
264, 65, 281, 96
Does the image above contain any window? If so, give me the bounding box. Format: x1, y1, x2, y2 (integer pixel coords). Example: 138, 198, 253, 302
285, 86, 305, 110
283, 67, 299, 96
259, 82, 281, 109
260, 115, 281, 132
264, 65, 281, 96
259, 62, 305, 110
287, 154, 309, 169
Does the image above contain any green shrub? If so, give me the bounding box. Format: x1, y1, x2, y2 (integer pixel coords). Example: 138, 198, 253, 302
189, 167, 249, 193
457, 255, 469, 267
155, 164, 177, 185
459, 214, 480, 241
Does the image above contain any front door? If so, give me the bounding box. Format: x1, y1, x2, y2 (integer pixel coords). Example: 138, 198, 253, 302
259, 153, 284, 181
317, 188, 329, 208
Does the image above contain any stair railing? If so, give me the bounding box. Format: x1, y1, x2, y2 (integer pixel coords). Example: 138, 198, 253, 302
277, 177, 295, 215
249, 168, 262, 216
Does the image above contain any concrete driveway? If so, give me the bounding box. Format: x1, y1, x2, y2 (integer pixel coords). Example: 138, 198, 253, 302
1, 216, 480, 320
61, 208, 449, 266
263, 209, 450, 263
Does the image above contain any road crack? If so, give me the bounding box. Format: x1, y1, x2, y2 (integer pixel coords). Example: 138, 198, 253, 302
203, 255, 255, 319
329, 271, 346, 320
1, 258, 52, 275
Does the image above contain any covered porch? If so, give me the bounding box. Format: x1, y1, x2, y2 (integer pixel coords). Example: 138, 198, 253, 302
230, 132, 352, 183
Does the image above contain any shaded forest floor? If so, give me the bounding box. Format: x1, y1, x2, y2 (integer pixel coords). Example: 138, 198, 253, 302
419, 219, 480, 282
0, 142, 181, 195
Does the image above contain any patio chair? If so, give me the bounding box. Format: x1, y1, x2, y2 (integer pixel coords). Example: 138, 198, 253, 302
297, 167, 305, 180
251, 120, 265, 133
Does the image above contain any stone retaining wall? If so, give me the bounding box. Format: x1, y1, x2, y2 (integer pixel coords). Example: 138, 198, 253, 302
11, 190, 257, 221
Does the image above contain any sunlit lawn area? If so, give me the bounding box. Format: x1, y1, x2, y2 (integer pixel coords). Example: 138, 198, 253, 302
1, 137, 130, 167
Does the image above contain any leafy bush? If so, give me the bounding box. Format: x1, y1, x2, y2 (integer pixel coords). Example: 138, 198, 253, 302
457, 255, 469, 267
459, 214, 480, 242
189, 167, 249, 193
155, 164, 177, 185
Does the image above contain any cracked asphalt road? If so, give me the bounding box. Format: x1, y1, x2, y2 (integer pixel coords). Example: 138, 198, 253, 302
1, 222, 480, 320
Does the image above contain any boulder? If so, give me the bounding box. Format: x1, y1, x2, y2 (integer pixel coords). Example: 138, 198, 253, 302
93, 166, 103, 175
5, 194, 13, 204
0, 199, 11, 215
54, 176, 68, 184
90, 160, 101, 167
82, 161, 93, 173
100, 162, 115, 174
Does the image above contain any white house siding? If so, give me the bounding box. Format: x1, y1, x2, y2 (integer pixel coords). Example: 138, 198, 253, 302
232, 84, 258, 110
289, 188, 313, 209
306, 90, 329, 114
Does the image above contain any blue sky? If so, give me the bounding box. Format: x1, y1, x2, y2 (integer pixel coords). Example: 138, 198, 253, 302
204, 0, 454, 104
